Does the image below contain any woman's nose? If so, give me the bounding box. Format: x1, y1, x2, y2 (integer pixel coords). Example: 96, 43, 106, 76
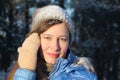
51, 39, 60, 51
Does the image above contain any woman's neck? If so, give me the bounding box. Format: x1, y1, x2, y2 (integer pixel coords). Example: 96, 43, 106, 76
46, 63, 54, 73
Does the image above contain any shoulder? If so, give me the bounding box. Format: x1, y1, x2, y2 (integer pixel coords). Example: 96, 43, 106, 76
51, 51, 98, 80
64, 61, 97, 80
54, 62, 97, 80
67, 51, 98, 79
71, 57, 95, 73
68, 51, 95, 72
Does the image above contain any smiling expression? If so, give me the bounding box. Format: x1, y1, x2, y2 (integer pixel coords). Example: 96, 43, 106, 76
40, 23, 69, 64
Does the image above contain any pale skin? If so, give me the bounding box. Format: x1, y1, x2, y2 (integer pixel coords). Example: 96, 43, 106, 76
40, 23, 69, 64
18, 23, 70, 71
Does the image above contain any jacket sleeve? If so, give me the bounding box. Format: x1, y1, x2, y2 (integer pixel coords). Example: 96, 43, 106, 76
14, 68, 36, 80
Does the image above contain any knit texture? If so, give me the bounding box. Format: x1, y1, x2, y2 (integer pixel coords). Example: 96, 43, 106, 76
31, 5, 73, 32
30, 5, 74, 43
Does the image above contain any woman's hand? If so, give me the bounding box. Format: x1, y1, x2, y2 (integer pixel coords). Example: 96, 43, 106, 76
17, 33, 40, 71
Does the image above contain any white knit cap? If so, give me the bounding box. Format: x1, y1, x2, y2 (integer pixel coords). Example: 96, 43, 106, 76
30, 5, 74, 43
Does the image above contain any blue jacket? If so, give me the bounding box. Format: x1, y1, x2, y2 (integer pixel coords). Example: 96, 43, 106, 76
14, 51, 97, 80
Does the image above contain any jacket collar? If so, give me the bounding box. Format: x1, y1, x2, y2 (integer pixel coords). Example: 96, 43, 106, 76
49, 50, 77, 74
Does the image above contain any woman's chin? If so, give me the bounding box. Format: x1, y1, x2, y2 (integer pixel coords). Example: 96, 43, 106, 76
47, 59, 57, 65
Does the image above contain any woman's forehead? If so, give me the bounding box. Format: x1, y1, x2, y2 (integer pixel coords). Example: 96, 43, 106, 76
41, 23, 69, 36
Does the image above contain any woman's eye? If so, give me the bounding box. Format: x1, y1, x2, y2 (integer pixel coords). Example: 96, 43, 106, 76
44, 36, 51, 40
60, 38, 68, 42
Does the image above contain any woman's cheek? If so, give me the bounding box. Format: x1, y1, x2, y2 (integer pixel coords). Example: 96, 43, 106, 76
40, 40, 48, 51
62, 43, 69, 52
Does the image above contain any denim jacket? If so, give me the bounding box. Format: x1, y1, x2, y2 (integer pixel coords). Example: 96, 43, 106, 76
14, 51, 97, 80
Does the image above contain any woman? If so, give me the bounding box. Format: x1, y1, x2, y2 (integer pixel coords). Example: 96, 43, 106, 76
7, 5, 97, 80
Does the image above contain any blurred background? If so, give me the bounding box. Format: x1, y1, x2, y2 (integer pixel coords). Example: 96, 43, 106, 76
0, 0, 120, 80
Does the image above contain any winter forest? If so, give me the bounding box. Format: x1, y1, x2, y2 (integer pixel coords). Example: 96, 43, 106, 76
0, 0, 120, 80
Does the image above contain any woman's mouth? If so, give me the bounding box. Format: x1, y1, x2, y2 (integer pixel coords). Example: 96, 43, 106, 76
48, 53, 59, 58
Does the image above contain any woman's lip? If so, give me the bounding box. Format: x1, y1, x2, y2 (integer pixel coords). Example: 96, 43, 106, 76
48, 53, 59, 58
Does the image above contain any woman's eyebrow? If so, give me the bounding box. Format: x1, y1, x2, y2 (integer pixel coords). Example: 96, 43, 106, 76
43, 34, 52, 36
42, 34, 69, 38
60, 35, 69, 37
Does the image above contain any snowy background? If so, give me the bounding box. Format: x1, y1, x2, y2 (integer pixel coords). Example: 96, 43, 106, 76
0, 0, 120, 80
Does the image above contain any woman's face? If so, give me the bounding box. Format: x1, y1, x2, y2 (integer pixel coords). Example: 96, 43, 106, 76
40, 23, 69, 64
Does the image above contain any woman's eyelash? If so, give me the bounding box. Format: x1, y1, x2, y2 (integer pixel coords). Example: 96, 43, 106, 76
60, 38, 67, 41
44, 36, 51, 39
43, 36, 68, 42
